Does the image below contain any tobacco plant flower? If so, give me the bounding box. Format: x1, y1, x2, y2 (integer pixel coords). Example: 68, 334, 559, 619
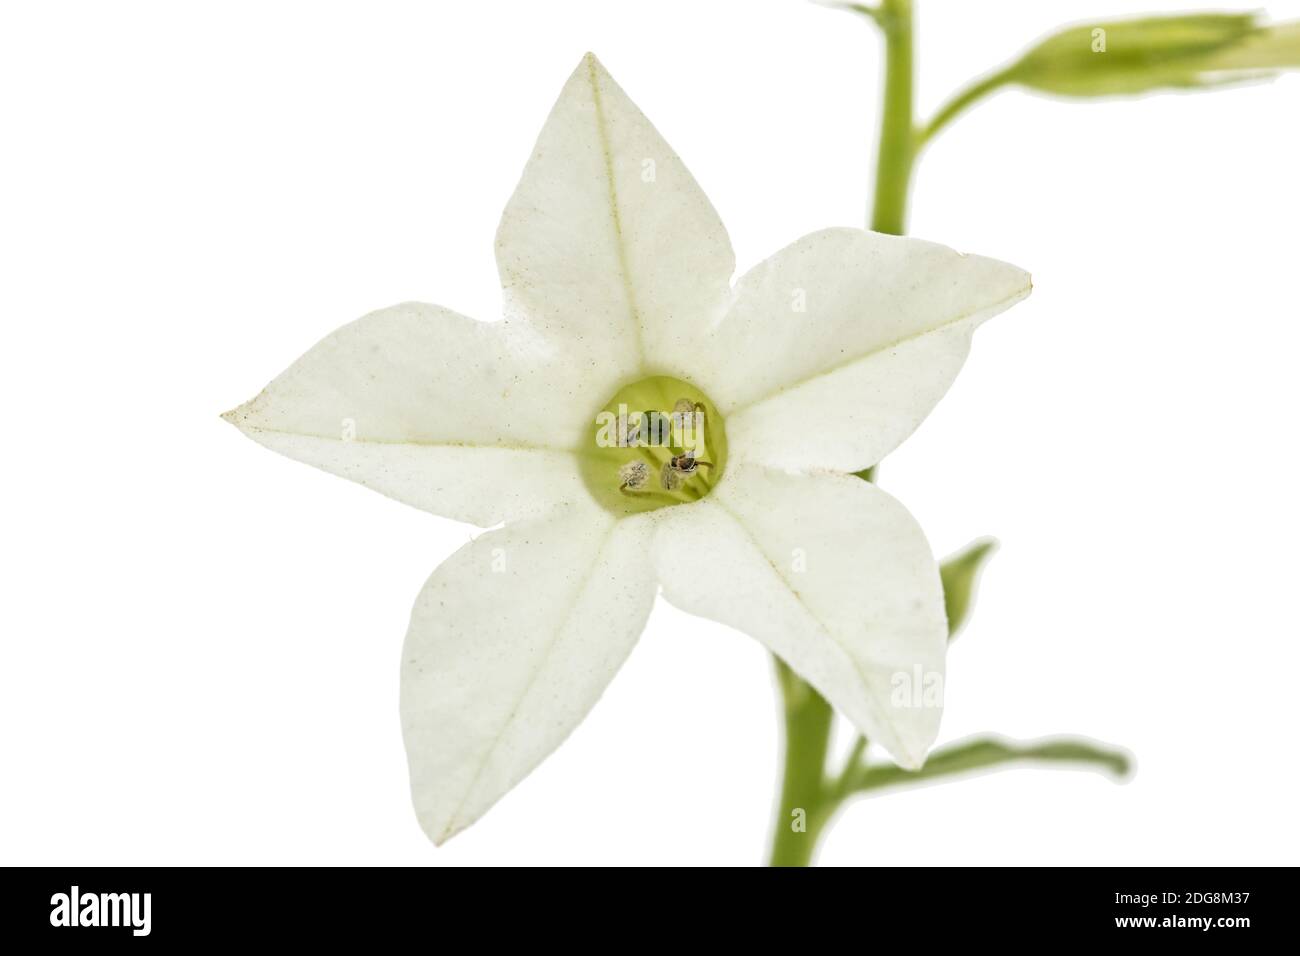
224, 54, 1031, 844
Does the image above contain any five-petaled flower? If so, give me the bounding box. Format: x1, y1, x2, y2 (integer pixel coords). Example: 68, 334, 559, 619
223, 53, 1031, 845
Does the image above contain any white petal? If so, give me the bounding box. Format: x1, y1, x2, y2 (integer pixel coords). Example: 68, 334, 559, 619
402, 502, 656, 844
223, 302, 601, 526
496, 53, 735, 372
653, 465, 946, 767
701, 229, 1031, 473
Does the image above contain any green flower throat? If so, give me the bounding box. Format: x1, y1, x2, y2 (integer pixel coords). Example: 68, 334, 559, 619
580, 375, 728, 516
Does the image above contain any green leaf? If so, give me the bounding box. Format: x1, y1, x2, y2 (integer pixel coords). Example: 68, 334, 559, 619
839, 734, 1134, 797
940, 537, 997, 640
1005, 13, 1299, 98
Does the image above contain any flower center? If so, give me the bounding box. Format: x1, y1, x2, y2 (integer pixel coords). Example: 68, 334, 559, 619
579, 375, 728, 516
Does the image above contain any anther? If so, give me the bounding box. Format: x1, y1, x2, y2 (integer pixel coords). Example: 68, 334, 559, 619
619, 460, 650, 494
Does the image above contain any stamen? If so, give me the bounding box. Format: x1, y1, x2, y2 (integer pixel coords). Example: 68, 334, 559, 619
581, 375, 727, 516
619, 460, 650, 493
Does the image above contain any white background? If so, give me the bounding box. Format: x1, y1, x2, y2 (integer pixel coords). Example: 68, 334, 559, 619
3, 0, 1298, 866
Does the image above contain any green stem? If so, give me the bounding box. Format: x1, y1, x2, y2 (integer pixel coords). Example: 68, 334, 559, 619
763, 0, 1134, 868
869, 0, 915, 235
919, 67, 1014, 149
766, 660, 835, 866
766, 0, 920, 868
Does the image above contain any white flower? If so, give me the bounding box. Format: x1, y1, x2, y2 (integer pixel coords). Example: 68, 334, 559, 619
223, 54, 1031, 845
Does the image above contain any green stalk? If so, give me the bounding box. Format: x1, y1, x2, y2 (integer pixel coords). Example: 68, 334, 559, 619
920, 66, 1014, 148
765, 0, 917, 868
767, 660, 835, 867
869, 0, 916, 235
764, 0, 1132, 866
